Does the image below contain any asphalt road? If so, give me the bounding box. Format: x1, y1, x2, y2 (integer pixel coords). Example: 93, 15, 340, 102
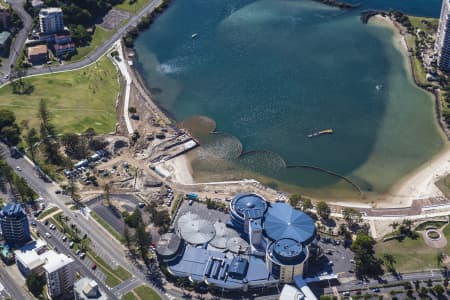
0, 143, 168, 299
3, 0, 33, 76
35, 221, 118, 299
18, 0, 163, 78
0, 261, 31, 300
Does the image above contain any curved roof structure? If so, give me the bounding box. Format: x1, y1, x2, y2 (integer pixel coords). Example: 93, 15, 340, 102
267, 238, 308, 265
231, 193, 267, 220
179, 219, 215, 245
210, 222, 239, 249
263, 203, 316, 244
156, 233, 182, 258
226, 237, 249, 253
177, 212, 200, 230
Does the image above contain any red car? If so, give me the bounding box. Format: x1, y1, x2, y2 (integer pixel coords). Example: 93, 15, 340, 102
91, 264, 97, 270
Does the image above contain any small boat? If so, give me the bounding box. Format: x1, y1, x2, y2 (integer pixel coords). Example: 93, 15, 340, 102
191, 33, 198, 39
307, 128, 334, 138
375, 84, 383, 91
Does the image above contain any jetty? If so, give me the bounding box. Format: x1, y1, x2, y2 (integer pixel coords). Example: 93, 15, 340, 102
307, 129, 334, 138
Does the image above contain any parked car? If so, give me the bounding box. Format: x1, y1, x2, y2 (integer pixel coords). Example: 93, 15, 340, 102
80, 253, 86, 259
372, 288, 380, 293
69, 241, 74, 248
45, 232, 51, 238
343, 292, 350, 296
91, 264, 97, 270
62, 236, 67, 242
75, 249, 81, 255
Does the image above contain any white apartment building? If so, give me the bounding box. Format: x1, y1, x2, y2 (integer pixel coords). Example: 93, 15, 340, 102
43, 253, 76, 299
39, 7, 64, 34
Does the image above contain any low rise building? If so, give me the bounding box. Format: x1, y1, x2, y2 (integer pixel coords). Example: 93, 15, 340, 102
28, 44, 48, 65
74, 278, 108, 300
14, 240, 49, 276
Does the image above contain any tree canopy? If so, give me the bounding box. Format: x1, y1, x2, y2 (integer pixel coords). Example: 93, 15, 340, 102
351, 234, 384, 279
0, 110, 21, 146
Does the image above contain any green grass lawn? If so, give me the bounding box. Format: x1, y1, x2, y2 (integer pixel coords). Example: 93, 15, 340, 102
37, 207, 59, 220
375, 225, 450, 272
0, 56, 119, 134
134, 285, 161, 300
90, 211, 124, 243
69, 28, 115, 63
408, 16, 438, 35
122, 292, 138, 300
115, 0, 150, 13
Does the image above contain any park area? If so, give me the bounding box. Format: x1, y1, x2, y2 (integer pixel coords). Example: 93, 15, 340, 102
0, 56, 119, 134
375, 222, 450, 273
115, 0, 150, 13
122, 285, 162, 300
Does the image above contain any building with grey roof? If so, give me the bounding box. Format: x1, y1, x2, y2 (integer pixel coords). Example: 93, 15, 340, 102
74, 278, 108, 300
159, 193, 319, 293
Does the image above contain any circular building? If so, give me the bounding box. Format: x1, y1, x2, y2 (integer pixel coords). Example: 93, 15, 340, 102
179, 219, 216, 245
263, 203, 316, 245
230, 193, 267, 233
156, 233, 183, 262
266, 238, 309, 283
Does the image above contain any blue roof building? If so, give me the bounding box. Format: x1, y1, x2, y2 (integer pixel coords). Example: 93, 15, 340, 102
0, 203, 31, 247
264, 203, 316, 244
160, 192, 318, 290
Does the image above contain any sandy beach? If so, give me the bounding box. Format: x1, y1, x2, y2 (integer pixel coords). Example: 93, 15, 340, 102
361, 15, 450, 208
160, 155, 195, 184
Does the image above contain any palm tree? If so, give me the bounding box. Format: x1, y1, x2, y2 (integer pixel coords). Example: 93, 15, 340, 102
389, 221, 399, 232
402, 219, 413, 232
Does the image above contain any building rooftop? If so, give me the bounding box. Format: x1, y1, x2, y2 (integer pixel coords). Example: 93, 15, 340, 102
156, 233, 182, 258
231, 193, 267, 220
0, 31, 10, 45
39, 7, 62, 15
14, 240, 51, 270
74, 278, 107, 300
0, 203, 26, 220
263, 203, 316, 244
267, 238, 308, 265
28, 44, 48, 56
43, 253, 73, 273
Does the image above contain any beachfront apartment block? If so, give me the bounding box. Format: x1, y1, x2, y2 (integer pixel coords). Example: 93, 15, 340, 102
43, 253, 76, 299
436, 0, 450, 71
39, 7, 64, 34
0, 203, 31, 247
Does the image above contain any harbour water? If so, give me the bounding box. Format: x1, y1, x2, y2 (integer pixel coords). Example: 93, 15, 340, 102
134, 0, 445, 199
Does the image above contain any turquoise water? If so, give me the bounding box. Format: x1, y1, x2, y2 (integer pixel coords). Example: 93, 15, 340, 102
134, 0, 445, 198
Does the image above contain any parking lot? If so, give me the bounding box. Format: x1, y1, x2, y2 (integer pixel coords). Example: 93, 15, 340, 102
36, 220, 107, 283
306, 235, 355, 278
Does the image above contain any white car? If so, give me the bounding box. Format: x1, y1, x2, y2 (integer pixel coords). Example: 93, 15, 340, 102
16, 166, 21, 171
45, 232, 51, 238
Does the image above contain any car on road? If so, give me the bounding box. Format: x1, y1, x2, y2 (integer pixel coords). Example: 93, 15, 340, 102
55, 190, 62, 194
16, 166, 21, 171
45, 232, 51, 238
31, 221, 36, 227
91, 264, 97, 270
138, 202, 145, 208
372, 288, 380, 293
44, 220, 49, 225
342, 292, 350, 296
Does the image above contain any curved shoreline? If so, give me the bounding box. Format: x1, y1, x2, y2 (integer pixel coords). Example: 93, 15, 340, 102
128, 7, 449, 209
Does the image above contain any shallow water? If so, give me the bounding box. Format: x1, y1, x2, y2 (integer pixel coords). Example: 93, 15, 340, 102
135, 0, 445, 198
